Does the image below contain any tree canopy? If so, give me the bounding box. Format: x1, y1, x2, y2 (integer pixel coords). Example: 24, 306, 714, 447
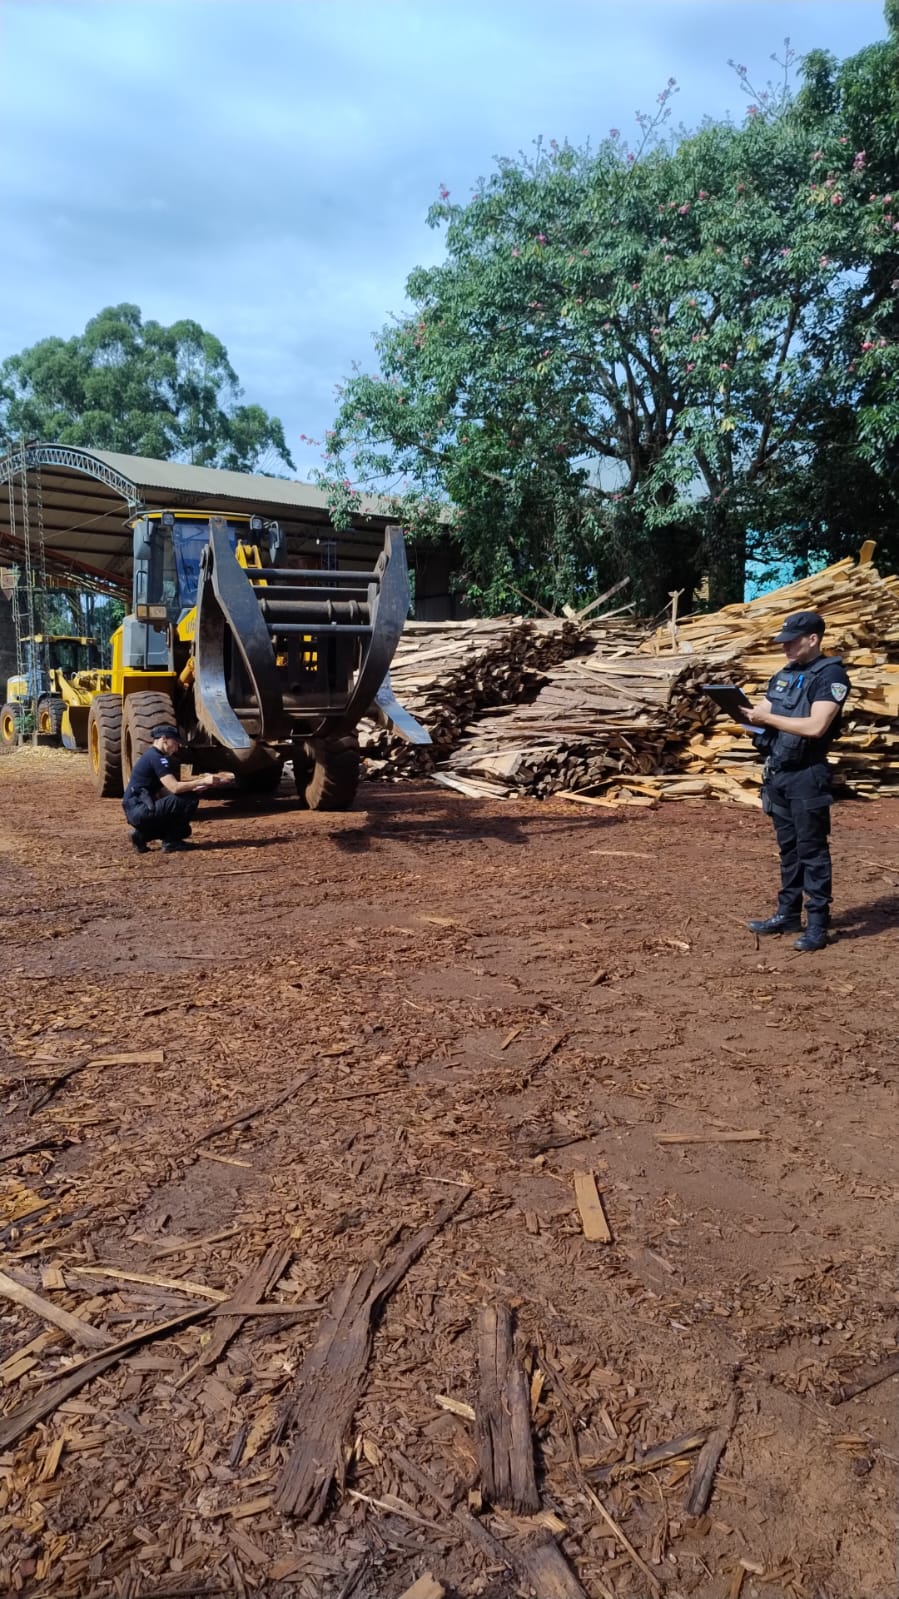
324, 8, 899, 612
0, 305, 294, 476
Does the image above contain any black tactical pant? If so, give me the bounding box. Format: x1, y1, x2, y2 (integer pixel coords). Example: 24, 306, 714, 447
762, 762, 833, 921
123, 792, 199, 845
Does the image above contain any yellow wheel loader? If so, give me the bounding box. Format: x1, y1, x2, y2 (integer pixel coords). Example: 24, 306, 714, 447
87, 510, 428, 808
1, 635, 112, 749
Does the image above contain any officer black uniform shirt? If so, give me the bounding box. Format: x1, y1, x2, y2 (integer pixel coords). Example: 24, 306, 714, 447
122, 746, 178, 808
764, 654, 851, 767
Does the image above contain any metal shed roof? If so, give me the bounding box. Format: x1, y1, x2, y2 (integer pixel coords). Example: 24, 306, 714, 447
0, 443, 393, 593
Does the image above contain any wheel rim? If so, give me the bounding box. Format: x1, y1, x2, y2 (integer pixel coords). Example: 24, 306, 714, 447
2, 711, 16, 742
38, 708, 51, 733
89, 720, 101, 773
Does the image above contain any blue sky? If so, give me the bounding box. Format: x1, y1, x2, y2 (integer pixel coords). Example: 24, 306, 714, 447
1, 0, 888, 481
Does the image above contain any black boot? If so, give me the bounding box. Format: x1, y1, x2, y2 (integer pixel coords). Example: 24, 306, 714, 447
130, 829, 148, 855
748, 912, 802, 935
795, 921, 828, 953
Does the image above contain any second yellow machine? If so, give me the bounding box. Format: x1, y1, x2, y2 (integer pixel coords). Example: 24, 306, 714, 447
87, 510, 428, 808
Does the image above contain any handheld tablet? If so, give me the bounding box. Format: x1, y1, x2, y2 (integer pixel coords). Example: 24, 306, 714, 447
703, 684, 753, 721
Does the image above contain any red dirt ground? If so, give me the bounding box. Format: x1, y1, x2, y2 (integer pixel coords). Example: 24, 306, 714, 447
1, 746, 898, 1599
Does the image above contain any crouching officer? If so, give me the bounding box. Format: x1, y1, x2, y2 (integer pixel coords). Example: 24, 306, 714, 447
742, 612, 850, 952
122, 723, 233, 854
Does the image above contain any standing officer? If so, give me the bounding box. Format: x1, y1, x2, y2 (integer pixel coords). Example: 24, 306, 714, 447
122, 723, 233, 854
742, 612, 850, 952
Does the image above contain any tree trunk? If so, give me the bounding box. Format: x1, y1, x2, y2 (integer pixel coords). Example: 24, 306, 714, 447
705, 510, 746, 609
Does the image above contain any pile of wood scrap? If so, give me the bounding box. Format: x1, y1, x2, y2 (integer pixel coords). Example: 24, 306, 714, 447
638, 546, 899, 802
436, 650, 716, 799
360, 616, 643, 776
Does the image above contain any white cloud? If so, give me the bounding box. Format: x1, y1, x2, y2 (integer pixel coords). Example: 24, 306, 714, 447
0, 0, 887, 468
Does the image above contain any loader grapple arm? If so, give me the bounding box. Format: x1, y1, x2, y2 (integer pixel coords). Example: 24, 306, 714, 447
192, 519, 429, 753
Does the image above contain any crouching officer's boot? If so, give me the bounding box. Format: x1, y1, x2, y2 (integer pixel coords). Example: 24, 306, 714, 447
748, 911, 802, 935
795, 918, 828, 953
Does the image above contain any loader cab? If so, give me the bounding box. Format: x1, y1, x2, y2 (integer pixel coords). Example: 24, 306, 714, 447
125, 511, 284, 670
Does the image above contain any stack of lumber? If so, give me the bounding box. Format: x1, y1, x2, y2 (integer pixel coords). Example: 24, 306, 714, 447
361, 615, 643, 776
437, 649, 716, 799
637, 547, 899, 802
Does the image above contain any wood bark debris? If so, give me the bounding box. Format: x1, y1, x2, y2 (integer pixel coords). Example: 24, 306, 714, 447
0, 1306, 212, 1450
685, 1389, 741, 1517
830, 1351, 899, 1405
0, 1268, 112, 1352
274, 1189, 470, 1520
588, 1427, 710, 1483
397, 1576, 445, 1599
386, 1445, 589, 1599
474, 1302, 540, 1514
192, 1069, 316, 1147
178, 1242, 292, 1384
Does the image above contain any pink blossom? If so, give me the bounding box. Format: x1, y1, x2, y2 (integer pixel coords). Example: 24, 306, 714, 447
627, 152, 636, 164
536, 232, 547, 244
747, 105, 759, 117
839, 136, 848, 144
869, 193, 878, 201
540, 349, 551, 358
884, 195, 893, 204
609, 127, 620, 139
719, 362, 731, 370
716, 246, 724, 255
894, 221, 899, 232
511, 247, 520, 257
819, 256, 831, 266
582, 247, 589, 255
678, 203, 691, 214
853, 151, 866, 171
811, 150, 824, 162
698, 190, 709, 200
686, 362, 695, 371
831, 193, 843, 206
439, 183, 451, 200
736, 183, 746, 193
861, 341, 875, 351
664, 253, 673, 262
632, 281, 639, 289
779, 247, 790, 256
743, 256, 751, 267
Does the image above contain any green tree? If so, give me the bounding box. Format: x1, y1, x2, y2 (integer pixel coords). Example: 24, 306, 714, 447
325, 15, 898, 612
0, 305, 295, 475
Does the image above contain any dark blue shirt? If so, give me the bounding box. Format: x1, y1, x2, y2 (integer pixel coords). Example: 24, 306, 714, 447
123, 747, 178, 806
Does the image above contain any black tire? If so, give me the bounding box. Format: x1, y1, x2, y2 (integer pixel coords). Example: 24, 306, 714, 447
1, 702, 25, 746
37, 697, 65, 740
235, 759, 284, 795
122, 690, 178, 785
301, 732, 361, 811
87, 694, 124, 797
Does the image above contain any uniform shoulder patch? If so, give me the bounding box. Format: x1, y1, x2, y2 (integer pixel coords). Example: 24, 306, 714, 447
830, 682, 848, 702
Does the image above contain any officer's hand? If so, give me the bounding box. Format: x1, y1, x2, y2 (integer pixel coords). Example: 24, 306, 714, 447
213, 772, 236, 786
742, 706, 770, 726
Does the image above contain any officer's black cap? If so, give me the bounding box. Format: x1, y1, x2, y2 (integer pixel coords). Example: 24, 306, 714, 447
152, 724, 181, 741
774, 610, 826, 642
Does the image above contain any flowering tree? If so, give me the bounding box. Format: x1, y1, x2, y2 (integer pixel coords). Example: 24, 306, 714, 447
324, 11, 898, 611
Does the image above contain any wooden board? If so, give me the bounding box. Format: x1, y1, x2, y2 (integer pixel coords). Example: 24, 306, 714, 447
573, 1172, 612, 1242
474, 1302, 540, 1514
